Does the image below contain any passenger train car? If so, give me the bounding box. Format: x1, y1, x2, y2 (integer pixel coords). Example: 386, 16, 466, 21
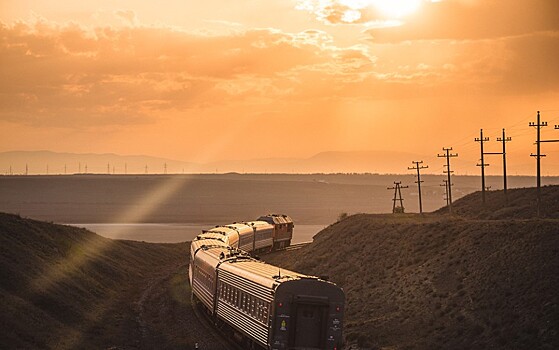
189, 214, 345, 350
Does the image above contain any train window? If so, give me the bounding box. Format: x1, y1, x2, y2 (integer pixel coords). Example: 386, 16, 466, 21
263, 303, 269, 322
249, 296, 253, 315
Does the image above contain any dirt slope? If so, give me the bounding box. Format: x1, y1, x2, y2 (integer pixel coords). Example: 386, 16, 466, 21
267, 214, 559, 349
0, 213, 224, 350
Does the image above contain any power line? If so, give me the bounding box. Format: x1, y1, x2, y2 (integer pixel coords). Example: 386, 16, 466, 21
408, 161, 428, 214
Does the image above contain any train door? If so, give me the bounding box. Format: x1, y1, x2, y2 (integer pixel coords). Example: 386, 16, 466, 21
291, 302, 327, 349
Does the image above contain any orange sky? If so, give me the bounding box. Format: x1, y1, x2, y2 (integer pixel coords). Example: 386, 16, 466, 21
1, 0, 559, 174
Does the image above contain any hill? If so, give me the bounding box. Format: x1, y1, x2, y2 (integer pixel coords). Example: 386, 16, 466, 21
435, 185, 559, 219
265, 188, 559, 349
0, 150, 198, 175
1, 149, 426, 174
0, 213, 225, 349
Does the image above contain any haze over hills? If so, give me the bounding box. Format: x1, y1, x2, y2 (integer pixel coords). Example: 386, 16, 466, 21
3, 149, 559, 175
1, 150, 427, 175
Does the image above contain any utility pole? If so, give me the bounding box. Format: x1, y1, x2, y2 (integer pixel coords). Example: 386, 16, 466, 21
530, 111, 559, 217
475, 129, 490, 204
408, 161, 428, 214
145, 165, 148, 174
496, 129, 512, 202
25, 164, 28, 176
437, 147, 458, 213
387, 181, 408, 213
64, 164, 67, 175
440, 179, 450, 208
164, 163, 167, 175
85, 164, 88, 173
107, 163, 110, 174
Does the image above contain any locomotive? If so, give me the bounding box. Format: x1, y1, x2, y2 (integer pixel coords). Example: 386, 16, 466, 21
189, 214, 345, 350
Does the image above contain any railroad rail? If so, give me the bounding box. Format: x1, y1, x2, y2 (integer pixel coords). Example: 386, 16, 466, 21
282, 241, 311, 251
190, 294, 244, 350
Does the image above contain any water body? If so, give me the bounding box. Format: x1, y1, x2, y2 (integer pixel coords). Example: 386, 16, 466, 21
75, 223, 328, 244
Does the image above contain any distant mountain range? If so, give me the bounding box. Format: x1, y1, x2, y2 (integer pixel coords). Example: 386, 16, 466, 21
0, 150, 428, 175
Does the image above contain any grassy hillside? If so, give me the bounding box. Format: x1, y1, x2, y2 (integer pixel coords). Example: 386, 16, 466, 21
266, 188, 559, 349
0, 213, 190, 349
435, 185, 559, 219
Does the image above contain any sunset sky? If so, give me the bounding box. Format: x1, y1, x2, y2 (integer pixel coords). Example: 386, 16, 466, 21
1, 0, 559, 174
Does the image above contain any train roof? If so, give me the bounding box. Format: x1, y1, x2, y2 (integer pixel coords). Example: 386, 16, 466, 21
244, 220, 274, 228
220, 260, 306, 290
257, 214, 293, 225
205, 226, 238, 236
222, 222, 253, 234
204, 248, 316, 290
195, 232, 228, 242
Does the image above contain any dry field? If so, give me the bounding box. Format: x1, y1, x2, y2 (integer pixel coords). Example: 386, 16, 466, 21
1, 174, 556, 224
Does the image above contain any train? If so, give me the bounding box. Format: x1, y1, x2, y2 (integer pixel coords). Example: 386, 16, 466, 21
189, 214, 345, 350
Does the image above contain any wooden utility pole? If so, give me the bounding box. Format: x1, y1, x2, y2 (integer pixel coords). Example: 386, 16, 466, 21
475, 129, 490, 203
387, 181, 408, 213
496, 129, 512, 202
530, 111, 559, 217
437, 147, 458, 213
440, 179, 450, 208
408, 161, 428, 214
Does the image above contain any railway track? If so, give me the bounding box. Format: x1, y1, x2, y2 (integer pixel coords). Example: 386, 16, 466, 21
190, 294, 244, 350
280, 241, 311, 252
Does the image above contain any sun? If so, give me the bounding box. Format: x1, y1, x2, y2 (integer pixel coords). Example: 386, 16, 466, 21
371, 0, 423, 18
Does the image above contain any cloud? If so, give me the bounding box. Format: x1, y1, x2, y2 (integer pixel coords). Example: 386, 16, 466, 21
0, 19, 368, 128
1, 10, 559, 137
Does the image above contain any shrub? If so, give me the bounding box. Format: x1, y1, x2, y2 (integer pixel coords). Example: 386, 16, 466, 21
338, 212, 349, 221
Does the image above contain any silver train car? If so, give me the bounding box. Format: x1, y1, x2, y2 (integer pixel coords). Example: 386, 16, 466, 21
190, 246, 344, 349
189, 215, 344, 350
